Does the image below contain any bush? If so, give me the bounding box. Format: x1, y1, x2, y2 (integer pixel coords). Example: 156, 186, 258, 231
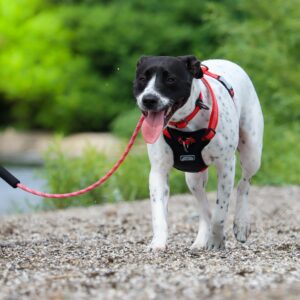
42, 119, 300, 210
110, 108, 141, 138
0, 0, 215, 132
42, 138, 198, 209
1, 0, 299, 197
1, 0, 299, 131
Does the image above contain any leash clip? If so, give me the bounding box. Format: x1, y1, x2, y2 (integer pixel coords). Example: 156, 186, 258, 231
201, 128, 216, 141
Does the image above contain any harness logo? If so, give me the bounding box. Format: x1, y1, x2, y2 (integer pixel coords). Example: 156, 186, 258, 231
180, 155, 196, 162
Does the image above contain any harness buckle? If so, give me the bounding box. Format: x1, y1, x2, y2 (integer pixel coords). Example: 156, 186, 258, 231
178, 136, 196, 152
201, 128, 216, 141
195, 99, 209, 110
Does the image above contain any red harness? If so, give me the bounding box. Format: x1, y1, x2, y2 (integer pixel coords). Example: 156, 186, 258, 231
164, 66, 234, 142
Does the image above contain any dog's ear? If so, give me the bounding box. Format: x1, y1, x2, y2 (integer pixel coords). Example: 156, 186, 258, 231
178, 55, 203, 79
136, 55, 151, 68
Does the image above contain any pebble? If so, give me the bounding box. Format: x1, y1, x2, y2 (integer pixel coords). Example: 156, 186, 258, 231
0, 186, 300, 299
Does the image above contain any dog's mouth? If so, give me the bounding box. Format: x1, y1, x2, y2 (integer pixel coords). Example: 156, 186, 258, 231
141, 104, 181, 144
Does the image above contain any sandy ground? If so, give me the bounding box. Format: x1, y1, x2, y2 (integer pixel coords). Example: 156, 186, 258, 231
0, 186, 300, 300
0, 129, 122, 165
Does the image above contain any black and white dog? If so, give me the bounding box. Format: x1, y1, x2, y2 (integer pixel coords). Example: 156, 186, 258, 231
133, 56, 263, 251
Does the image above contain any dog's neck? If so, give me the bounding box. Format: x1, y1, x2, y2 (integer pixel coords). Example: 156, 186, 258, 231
169, 79, 212, 131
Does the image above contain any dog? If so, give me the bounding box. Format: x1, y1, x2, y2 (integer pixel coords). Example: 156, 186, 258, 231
133, 55, 263, 251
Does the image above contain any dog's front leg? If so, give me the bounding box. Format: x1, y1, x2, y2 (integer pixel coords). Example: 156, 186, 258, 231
147, 140, 173, 252
206, 156, 236, 250
148, 169, 169, 251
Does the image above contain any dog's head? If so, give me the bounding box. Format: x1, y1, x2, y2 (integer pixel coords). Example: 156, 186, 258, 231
133, 55, 202, 143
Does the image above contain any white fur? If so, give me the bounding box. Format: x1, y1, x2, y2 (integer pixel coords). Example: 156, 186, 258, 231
145, 59, 264, 251
137, 75, 171, 111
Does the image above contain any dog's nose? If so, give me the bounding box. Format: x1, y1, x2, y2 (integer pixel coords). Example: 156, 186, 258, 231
142, 94, 159, 109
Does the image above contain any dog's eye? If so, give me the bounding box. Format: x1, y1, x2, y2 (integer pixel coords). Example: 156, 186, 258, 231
166, 77, 176, 84
139, 76, 146, 82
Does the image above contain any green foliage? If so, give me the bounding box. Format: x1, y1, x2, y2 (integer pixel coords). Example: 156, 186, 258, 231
1, 0, 299, 131
253, 123, 300, 185
0, 0, 299, 199
42, 140, 198, 209
42, 119, 300, 209
209, 0, 300, 126
0, 0, 214, 131
110, 108, 142, 138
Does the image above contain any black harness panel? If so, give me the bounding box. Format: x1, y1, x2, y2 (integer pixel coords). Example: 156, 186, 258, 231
164, 127, 210, 173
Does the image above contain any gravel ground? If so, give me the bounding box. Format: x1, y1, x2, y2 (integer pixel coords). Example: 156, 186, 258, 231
1, 186, 300, 300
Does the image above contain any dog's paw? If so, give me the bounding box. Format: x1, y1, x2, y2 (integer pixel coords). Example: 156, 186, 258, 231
233, 220, 251, 243
190, 243, 205, 254
147, 240, 167, 252
206, 233, 225, 251
190, 237, 208, 252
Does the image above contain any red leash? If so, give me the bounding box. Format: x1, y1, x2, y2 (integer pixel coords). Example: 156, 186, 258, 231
0, 67, 225, 199
0, 115, 144, 199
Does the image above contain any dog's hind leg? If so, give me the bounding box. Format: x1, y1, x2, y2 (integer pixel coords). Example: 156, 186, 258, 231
186, 170, 211, 250
206, 155, 236, 250
234, 95, 263, 243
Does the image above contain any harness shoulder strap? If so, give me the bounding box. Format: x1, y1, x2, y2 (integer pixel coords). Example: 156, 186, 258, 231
201, 65, 235, 98
168, 92, 208, 129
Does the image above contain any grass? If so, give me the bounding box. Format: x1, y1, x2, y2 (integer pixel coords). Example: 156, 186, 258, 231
42, 119, 300, 210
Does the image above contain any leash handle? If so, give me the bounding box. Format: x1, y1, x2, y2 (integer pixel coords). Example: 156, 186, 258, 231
0, 166, 20, 188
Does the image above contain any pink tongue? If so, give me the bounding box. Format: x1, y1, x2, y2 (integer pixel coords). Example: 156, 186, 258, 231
142, 111, 165, 144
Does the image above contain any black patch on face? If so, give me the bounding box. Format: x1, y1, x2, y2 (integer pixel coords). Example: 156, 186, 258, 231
133, 56, 199, 112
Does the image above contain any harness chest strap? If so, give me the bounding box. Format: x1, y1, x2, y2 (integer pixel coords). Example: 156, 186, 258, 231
163, 67, 234, 173
164, 68, 220, 142
167, 92, 206, 129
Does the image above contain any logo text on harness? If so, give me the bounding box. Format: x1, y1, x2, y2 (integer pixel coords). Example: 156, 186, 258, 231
180, 155, 196, 162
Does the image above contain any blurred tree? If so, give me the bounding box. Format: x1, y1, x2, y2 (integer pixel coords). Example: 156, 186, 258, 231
0, 0, 299, 187
211, 0, 300, 126
0, 0, 219, 131
0, 0, 299, 134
